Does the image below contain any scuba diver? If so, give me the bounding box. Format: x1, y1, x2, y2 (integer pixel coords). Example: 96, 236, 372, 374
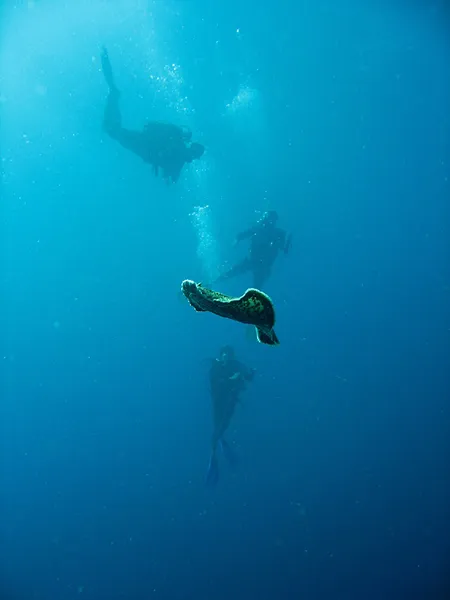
216, 210, 292, 289
100, 46, 205, 183
206, 345, 256, 487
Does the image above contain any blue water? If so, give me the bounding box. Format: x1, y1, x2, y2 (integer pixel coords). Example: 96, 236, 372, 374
1, 1, 449, 599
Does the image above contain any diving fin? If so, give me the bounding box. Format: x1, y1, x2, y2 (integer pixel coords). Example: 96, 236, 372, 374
101, 46, 119, 94
284, 233, 293, 255
205, 453, 219, 488
220, 439, 239, 469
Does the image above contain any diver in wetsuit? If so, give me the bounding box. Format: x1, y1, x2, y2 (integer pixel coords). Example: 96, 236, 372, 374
206, 345, 255, 487
216, 211, 292, 289
100, 46, 204, 183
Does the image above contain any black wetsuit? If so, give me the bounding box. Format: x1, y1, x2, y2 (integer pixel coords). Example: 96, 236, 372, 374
218, 220, 289, 289
209, 358, 254, 451
101, 47, 202, 183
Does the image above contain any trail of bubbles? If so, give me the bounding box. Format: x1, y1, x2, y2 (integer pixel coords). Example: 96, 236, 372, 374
120, 3, 221, 279
141, 10, 219, 280
189, 204, 220, 283
225, 84, 261, 115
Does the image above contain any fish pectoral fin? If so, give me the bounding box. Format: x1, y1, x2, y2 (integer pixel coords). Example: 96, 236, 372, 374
256, 327, 280, 346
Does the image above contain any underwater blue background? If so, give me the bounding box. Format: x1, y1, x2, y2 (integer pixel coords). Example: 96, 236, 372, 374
1, 1, 449, 598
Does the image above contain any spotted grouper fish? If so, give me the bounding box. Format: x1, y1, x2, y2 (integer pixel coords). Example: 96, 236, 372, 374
181, 279, 279, 346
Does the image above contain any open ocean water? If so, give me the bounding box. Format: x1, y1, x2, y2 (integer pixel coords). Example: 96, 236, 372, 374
1, 1, 449, 599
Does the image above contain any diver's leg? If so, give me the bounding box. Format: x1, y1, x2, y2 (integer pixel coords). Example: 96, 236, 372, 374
103, 89, 122, 136
216, 258, 252, 284
222, 396, 237, 431
217, 396, 239, 468
100, 46, 145, 157
103, 99, 147, 157
206, 434, 220, 487
101, 78, 148, 159
101, 46, 124, 139
220, 438, 239, 468
207, 393, 235, 484
211, 396, 228, 448
214, 396, 237, 442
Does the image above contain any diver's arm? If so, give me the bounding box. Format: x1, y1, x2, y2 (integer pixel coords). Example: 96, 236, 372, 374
275, 229, 291, 254
278, 230, 287, 252
237, 361, 256, 381
235, 225, 258, 244
229, 372, 241, 381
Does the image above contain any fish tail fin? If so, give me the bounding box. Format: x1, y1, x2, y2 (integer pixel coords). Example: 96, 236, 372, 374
256, 327, 280, 345
205, 451, 219, 488
220, 438, 239, 469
